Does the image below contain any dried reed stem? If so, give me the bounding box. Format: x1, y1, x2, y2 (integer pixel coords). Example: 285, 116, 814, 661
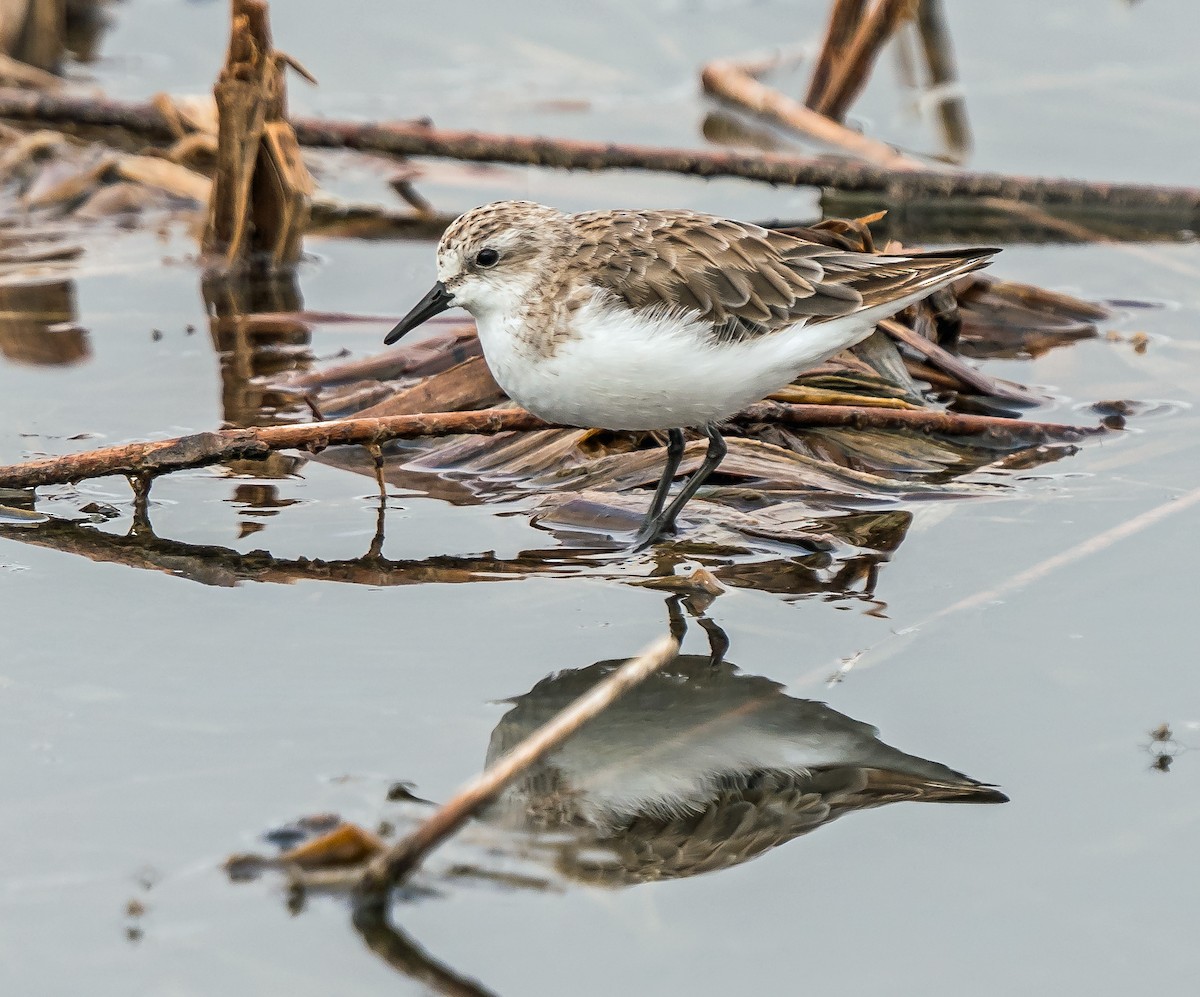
202, 0, 313, 271
914, 0, 970, 158
815, 0, 912, 122
854, 483, 1200, 677
741, 401, 1099, 442
804, 0, 867, 109
701, 57, 921, 169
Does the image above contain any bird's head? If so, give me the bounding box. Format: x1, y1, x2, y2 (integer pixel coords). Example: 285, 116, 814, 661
385, 200, 570, 344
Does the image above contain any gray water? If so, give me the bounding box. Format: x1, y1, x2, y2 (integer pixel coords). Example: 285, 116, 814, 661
2, 2, 1199, 995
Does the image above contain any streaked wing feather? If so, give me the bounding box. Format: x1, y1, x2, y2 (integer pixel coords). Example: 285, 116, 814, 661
812, 247, 997, 319
572, 208, 996, 343
573, 210, 849, 340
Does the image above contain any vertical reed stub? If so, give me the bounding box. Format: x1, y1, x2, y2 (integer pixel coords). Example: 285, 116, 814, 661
202, 0, 313, 273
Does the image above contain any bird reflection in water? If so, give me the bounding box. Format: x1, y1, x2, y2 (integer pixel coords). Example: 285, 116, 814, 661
481, 597, 1008, 885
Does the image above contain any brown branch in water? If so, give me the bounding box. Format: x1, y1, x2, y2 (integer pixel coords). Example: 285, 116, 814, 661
288, 121, 1200, 223
353, 634, 680, 908
0, 403, 1105, 491
700, 57, 920, 170
0, 409, 552, 489
814, 0, 913, 122
804, 0, 867, 109
0, 90, 1196, 222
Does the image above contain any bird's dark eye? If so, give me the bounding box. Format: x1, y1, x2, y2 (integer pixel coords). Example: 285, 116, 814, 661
474, 248, 500, 268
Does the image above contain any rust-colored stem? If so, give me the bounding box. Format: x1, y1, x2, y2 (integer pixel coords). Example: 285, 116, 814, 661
0, 403, 1103, 491
0, 409, 548, 489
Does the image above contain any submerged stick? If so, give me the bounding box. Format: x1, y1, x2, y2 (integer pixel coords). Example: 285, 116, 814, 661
932, 484, 1200, 620
0, 90, 1197, 221
701, 58, 920, 169
351, 911, 501, 997
0, 402, 1102, 490
0, 514, 543, 588
354, 634, 680, 908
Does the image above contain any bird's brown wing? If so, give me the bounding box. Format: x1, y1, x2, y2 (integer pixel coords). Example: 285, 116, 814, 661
571, 209, 995, 343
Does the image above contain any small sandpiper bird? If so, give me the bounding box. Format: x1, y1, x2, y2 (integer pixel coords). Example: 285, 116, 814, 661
386, 201, 997, 547
482, 646, 1007, 884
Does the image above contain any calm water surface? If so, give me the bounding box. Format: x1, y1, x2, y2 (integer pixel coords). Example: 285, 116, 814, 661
2, 2, 1199, 995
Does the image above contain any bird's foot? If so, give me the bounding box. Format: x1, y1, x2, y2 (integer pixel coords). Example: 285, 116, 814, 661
630, 514, 678, 552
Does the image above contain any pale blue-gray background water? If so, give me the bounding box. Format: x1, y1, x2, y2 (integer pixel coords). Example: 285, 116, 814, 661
2, 2, 1199, 994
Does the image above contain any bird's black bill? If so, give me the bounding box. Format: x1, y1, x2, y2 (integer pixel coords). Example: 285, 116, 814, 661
384, 281, 454, 345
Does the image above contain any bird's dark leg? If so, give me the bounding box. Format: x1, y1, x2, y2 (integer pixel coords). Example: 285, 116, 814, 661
644, 428, 685, 523
665, 594, 688, 644
632, 425, 727, 550
655, 425, 727, 533
696, 614, 730, 669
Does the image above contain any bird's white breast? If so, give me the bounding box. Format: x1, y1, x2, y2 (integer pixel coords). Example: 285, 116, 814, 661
474, 294, 875, 431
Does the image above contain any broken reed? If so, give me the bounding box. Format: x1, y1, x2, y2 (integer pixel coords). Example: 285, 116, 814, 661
201, 0, 312, 271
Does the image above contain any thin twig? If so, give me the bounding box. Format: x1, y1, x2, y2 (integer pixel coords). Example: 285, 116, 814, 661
354, 634, 681, 908
0, 89, 1196, 221
0, 403, 1104, 491
932, 484, 1200, 620
701, 58, 921, 169
815, 482, 1200, 686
